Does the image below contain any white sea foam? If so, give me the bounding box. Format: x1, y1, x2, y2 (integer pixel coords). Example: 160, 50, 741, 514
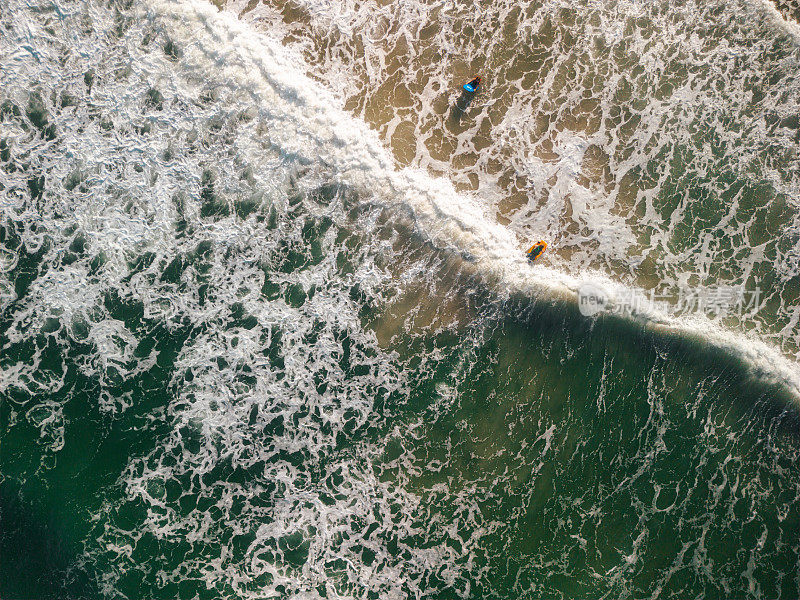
141, 0, 800, 402
1, 0, 798, 596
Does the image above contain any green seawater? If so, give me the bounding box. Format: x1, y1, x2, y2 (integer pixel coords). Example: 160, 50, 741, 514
3, 272, 798, 598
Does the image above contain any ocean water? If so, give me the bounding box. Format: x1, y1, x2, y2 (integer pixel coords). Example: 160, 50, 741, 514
0, 0, 798, 597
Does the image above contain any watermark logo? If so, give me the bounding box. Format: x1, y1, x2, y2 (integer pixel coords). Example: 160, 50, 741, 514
578, 283, 609, 316
577, 284, 763, 319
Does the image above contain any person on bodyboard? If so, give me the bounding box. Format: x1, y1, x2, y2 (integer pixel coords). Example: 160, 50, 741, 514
526, 240, 547, 263
463, 76, 482, 93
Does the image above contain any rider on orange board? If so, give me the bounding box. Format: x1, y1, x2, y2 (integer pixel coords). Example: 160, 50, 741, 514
526, 240, 547, 263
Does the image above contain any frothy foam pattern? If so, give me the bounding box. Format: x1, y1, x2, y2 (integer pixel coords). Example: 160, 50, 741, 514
1, 0, 799, 597
236, 0, 800, 351
0, 0, 490, 594
135, 0, 800, 400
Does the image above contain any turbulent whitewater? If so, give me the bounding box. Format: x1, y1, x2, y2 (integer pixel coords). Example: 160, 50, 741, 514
1, 0, 798, 598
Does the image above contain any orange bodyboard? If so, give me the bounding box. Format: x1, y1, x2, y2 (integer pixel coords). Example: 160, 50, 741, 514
526, 240, 547, 261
